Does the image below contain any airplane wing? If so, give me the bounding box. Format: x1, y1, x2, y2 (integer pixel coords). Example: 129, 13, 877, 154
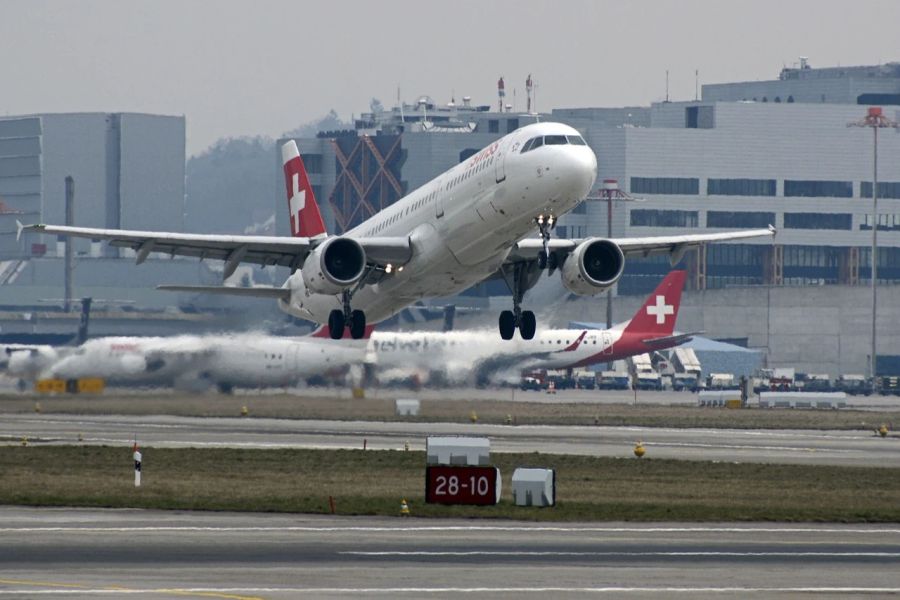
508, 226, 776, 264
19, 222, 411, 279
157, 285, 291, 301
640, 332, 699, 347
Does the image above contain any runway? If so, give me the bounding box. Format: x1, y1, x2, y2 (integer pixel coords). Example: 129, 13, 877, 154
1, 411, 897, 466
2, 507, 899, 599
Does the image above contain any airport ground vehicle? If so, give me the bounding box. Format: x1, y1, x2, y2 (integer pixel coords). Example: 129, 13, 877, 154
672, 372, 700, 391
836, 374, 873, 396
597, 371, 631, 390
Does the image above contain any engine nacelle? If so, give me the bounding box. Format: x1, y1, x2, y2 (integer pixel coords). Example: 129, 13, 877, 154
302, 237, 367, 295
561, 238, 625, 296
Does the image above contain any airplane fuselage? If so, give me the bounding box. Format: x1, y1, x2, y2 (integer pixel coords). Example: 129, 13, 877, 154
367, 324, 674, 384
281, 122, 597, 324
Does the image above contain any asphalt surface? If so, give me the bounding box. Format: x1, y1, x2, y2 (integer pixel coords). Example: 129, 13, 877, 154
2, 411, 898, 466
1, 507, 898, 599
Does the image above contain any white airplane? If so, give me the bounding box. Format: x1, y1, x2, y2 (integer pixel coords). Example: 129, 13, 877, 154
5, 329, 368, 392
367, 270, 692, 385
21, 122, 774, 340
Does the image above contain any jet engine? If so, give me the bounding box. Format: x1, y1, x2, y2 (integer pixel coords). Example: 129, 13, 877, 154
302, 237, 367, 295
560, 238, 625, 296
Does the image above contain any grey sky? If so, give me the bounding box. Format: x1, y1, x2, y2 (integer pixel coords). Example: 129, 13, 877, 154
2, 0, 898, 155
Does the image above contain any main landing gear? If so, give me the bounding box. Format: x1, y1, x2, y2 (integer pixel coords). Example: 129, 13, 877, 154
498, 214, 557, 340
328, 290, 367, 339
498, 261, 537, 341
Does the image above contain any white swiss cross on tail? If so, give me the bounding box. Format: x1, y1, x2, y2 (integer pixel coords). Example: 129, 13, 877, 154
289, 173, 306, 236
282, 140, 327, 239
646, 294, 674, 324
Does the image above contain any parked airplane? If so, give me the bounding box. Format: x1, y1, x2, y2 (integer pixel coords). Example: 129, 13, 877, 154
367, 270, 692, 385
21, 122, 774, 340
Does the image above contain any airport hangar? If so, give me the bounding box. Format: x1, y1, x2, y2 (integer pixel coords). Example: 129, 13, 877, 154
1, 60, 899, 376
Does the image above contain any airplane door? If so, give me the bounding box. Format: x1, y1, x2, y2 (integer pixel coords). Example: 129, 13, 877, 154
602, 331, 613, 355
494, 141, 506, 183
435, 179, 445, 219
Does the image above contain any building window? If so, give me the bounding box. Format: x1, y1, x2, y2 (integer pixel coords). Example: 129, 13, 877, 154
706, 244, 767, 288
860, 214, 900, 231
685, 106, 699, 128
630, 209, 698, 227
784, 180, 853, 198
707, 178, 776, 196
506, 119, 519, 133
861, 181, 900, 200
782, 245, 842, 285
707, 211, 775, 228
570, 201, 587, 214
488, 120, 499, 133
784, 212, 852, 230
630, 177, 699, 195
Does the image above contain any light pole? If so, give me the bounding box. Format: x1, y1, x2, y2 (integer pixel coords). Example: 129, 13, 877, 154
848, 107, 899, 392
589, 179, 642, 327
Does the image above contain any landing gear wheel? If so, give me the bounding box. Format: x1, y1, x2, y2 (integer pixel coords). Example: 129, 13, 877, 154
499, 310, 516, 340
519, 310, 536, 340
328, 310, 345, 339
349, 309, 367, 340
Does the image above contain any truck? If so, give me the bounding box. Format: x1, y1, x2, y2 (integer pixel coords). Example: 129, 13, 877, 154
836, 374, 873, 396
672, 371, 701, 392
706, 372, 735, 389
635, 371, 663, 391
597, 371, 631, 390
573, 370, 597, 390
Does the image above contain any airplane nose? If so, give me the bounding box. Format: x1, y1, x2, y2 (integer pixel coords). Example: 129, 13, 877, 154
561, 145, 597, 198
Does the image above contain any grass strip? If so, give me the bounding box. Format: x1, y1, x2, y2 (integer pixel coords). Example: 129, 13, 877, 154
3, 394, 899, 431
2, 446, 899, 522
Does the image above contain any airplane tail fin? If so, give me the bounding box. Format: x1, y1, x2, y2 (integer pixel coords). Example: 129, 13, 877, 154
310, 324, 375, 340
622, 270, 686, 336
282, 140, 327, 238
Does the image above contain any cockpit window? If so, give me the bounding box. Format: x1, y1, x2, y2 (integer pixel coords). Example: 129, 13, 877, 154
522, 134, 579, 153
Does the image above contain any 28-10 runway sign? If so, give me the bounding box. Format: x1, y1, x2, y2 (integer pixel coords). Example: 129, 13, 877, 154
425, 466, 501, 505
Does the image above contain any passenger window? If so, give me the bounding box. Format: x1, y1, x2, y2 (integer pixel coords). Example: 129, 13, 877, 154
568, 135, 587, 145
544, 135, 568, 145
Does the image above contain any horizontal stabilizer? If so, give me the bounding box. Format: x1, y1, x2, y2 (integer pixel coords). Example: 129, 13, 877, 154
157, 285, 290, 301
640, 331, 700, 347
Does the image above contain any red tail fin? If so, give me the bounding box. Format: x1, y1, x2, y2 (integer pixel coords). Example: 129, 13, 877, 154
623, 270, 686, 335
310, 324, 375, 340
282, 140, 327, 238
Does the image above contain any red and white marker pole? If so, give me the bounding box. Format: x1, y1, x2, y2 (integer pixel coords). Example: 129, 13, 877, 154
133, 442, 142, 487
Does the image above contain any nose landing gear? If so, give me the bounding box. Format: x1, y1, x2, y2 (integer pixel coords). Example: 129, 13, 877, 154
535, 214, 557, 270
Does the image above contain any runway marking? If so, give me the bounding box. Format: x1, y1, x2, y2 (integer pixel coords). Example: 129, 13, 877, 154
342, 550, 900, 558
0, 580, 261, 599
3, 586, 900, 595
3, 525, 900, 534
